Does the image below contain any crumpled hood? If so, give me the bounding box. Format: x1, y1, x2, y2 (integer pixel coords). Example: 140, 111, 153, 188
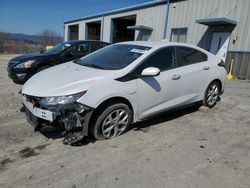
22, 62, 118, 97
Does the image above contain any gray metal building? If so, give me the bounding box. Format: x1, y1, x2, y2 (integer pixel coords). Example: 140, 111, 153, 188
64, 0, 250, 80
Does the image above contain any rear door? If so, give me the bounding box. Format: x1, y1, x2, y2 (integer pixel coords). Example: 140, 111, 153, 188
172, 46, 209, 105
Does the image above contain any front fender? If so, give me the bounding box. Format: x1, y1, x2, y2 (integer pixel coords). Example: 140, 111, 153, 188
77, 79, 139, 122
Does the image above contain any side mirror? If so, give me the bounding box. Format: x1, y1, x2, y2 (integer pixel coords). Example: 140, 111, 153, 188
141, 67, 160, 77
39, 47, 45, 53
65, 51, 74, 57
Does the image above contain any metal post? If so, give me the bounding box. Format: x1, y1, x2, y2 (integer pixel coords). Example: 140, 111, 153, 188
163, 0, 170, 39
101, 15, 104, 41
227, 58, 235, 80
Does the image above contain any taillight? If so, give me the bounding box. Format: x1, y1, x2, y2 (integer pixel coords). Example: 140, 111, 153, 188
218, 60, 226, 70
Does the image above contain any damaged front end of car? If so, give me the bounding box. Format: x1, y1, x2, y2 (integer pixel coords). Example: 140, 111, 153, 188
22, 91, 94, 145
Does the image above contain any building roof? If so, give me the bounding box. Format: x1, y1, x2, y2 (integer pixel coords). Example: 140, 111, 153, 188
127, 25, 153, 31
196, 17, 237, 26
64, 0, 169, 24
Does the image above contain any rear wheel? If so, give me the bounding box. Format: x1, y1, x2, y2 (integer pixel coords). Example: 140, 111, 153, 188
203, 81, 221, 108
91, 103, 132, 140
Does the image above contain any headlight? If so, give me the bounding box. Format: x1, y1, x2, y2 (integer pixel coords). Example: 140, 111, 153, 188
15, 60, 36, 68
39, 91, 86, 107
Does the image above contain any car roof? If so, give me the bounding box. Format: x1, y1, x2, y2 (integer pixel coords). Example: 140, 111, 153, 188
117, 41, 160, 47
118, 41, 207, 53
67, 40, 110, 44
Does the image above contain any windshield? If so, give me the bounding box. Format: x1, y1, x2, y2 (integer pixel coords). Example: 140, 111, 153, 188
44, 42, 72, 54
76, 44, 151, 70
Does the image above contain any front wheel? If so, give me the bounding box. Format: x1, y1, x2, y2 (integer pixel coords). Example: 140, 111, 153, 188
90, 103, 132, 140
203, 81, 221, 108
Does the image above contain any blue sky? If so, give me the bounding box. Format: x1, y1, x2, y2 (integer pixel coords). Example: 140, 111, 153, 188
0, 0, 155, 36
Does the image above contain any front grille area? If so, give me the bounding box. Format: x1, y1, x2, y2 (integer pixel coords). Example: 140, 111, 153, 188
24, 95, 42, 108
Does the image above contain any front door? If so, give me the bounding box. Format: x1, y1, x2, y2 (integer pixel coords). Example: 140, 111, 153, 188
209, 32, 230, 62
134, 47, 178, 119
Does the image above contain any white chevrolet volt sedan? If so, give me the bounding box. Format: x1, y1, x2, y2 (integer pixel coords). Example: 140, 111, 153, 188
22, 41, 227, 144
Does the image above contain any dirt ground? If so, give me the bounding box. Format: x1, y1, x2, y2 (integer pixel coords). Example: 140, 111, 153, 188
0, 54, 250, 188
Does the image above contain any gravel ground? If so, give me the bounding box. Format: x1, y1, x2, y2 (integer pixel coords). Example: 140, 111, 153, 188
0, 54, 250, 188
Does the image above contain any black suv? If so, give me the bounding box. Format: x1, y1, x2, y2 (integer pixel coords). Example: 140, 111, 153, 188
7, 40, 110, 84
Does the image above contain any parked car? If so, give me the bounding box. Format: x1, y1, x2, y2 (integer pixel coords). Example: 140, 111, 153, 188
21, 41, 227, 145
7, 40, 110, 84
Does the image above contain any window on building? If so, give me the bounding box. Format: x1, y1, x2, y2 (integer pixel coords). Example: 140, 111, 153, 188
176, 46, 207, 67
171, 28, 188, 43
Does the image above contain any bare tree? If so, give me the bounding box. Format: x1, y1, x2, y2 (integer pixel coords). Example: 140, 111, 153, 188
37, 29, 63, 48
0, 30, 10, 53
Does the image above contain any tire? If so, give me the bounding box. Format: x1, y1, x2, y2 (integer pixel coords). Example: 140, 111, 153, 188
203, 81, 221, 108
37, 66, 51, 72
90, 103, 132, 140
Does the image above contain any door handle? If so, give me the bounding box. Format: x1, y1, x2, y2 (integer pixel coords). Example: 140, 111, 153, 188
172, 74, 181, 80
203, 66, 210, 70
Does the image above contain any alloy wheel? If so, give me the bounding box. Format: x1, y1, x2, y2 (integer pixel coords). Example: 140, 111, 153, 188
102, 109, 129, 138
206, 83, 219, 106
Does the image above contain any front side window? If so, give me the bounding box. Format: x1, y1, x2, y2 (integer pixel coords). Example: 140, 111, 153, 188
68, 43, 90, 55
76, 44, 151, 70
136, 47, 176, 73
171, 28, 188, 43
45, 42, 73, 54
176, 46, 207, 67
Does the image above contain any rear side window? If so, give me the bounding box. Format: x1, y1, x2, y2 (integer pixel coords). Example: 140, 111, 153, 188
137, 47, 176, 72
91, 42, 109, 52
176, 46, 207, 67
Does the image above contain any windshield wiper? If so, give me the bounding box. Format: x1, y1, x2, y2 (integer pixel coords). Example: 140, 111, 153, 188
73, 59, 81, 63
83, 64, 103, 69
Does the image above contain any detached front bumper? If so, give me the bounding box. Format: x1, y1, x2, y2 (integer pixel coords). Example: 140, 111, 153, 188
22, 95, 94, 135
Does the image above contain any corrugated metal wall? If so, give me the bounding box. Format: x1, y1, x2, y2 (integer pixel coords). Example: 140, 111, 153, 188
103, 5, 167, 42
167, 0, 250, 51
102, 4, 168, 42
64, 0, 250, 79
226, 52, 250, 80
167, 0, 250, 80
65, 0, 250, 51
65, 4, 167, 43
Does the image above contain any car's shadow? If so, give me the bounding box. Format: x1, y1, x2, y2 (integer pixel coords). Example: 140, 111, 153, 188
38, 104, 201, 146
39, 126, 65, 139
131, 104, 200, 131
39, 127, 96, 146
